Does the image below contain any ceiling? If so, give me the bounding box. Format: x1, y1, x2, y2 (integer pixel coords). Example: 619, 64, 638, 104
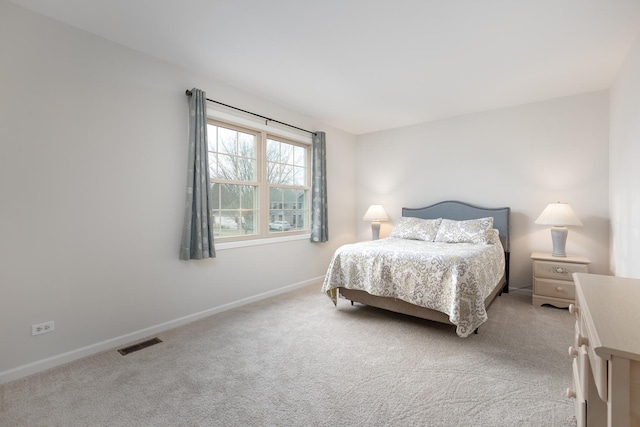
10, 0, 640, 135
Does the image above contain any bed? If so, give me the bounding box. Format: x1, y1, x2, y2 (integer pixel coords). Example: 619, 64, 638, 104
321, 200, 510, 337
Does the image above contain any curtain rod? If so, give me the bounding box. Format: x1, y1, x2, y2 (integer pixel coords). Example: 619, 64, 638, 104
185, 89, 315, 136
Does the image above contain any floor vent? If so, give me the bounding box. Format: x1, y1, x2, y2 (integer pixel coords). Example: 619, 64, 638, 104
118, 337, 162, 356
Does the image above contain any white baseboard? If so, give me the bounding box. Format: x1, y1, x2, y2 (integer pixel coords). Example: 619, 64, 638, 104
0, 276, 324, 385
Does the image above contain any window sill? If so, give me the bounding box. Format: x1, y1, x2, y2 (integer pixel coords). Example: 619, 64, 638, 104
215, 233, 311, 251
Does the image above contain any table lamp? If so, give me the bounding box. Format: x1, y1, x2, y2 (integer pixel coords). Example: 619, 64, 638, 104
363, 204, 389, 240
535, 202, 582, 257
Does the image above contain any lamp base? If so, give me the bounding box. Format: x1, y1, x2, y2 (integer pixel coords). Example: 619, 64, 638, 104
550, 226, 568, 257
371, 221, 381, 240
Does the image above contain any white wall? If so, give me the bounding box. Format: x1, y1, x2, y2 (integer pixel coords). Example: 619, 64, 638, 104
610, 30, 640, 279
356, 92, 610, 291
0, 1, 357, 381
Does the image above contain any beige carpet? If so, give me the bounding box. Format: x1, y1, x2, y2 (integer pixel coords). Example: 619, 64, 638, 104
1, 284, 576, 426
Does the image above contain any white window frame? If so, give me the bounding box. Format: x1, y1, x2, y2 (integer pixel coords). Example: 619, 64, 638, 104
206, 107, 312, 250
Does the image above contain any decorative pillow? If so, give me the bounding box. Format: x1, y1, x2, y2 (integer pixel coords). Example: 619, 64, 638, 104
434, 217, 494, 244
390, 217, 442, 241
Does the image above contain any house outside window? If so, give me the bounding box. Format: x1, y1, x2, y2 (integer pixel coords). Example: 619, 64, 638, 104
207, 120, 310, 241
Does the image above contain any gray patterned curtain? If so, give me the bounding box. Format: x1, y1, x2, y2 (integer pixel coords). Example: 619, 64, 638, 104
311, 131, 328, 242
180, 88, 216, 260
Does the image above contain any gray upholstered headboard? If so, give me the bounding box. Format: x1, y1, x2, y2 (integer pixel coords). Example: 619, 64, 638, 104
402, 200, 510, 252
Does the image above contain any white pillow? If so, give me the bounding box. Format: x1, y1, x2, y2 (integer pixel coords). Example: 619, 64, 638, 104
390, 217, 442, 241
434, 217, 494, 244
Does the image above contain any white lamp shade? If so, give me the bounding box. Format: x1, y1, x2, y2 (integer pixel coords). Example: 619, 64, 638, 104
535, 203, 583, 227
363, 204, 389, 221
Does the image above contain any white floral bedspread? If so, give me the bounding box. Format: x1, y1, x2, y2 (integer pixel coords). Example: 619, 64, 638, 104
321, 237, 505, 337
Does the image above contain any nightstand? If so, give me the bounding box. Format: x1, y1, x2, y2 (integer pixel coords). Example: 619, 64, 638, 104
531, 252, 591, 308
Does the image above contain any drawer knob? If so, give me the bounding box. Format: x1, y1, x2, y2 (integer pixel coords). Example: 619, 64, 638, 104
568, 346, 578, 358
555, 267, 565, 273
575, 333, 589, 348
568, 304, 578, 315
556, 286, 564, 292
566, 388, 576, 399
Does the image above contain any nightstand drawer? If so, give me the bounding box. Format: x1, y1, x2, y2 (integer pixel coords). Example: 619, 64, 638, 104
534, 260, 588, 281
535, 278, 576, 300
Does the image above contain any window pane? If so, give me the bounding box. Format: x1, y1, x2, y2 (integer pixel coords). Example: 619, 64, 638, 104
240, 185, 256, 209
241, 211, 257, 235
211, 181, 260, 238
220, 214, 239, 230
237, 132, 257, 181
268, 187, 309, 232
281, 164, 293, 185
212, 210, 260, 238
238, 132, 256, 158
266, 140, 279, 184
267, 139, 279, 161
282, 188, 298, 208
266, 162, 277, 184
211, 183, 220, 209
303, 189, 310, 209
207, 124, 218, 152
281, 143, 293, 164
293, 189, 310, 230
209, 125, 256, 183
218, 127, 236, 155
293, 167, 305, 186
294, 145, 305, 166
270, 187, 283, 209
269, 164, 285, 185
209, 154, 218, 179
215, 154, 233, 180
212, 155, 251, 182
236, 159, 256, 182
221, 184, 240, 209
266, 138, 307, 186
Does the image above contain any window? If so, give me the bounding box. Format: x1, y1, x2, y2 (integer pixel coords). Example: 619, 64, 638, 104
207, 120, 310, 241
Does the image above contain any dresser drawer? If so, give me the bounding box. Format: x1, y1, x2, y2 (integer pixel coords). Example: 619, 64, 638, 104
534, 260, 589, 281
572, 322, 590, 398
535, 278, 575, 300
572, 359, 587, 427
580, 310, 608, 403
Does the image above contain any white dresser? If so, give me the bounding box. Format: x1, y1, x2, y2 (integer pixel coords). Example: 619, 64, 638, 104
568, 273, 640, 427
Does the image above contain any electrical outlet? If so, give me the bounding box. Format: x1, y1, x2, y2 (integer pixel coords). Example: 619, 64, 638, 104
32, 321, 54, 336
